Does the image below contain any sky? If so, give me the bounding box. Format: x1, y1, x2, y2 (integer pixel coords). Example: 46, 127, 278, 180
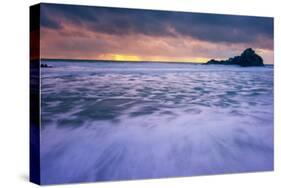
40, 3, 274, 64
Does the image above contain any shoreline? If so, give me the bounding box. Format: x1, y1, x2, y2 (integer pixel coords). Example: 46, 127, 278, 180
41, 58, 274, 66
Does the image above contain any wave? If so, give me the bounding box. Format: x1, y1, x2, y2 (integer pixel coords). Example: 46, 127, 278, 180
40, 62, 273, 184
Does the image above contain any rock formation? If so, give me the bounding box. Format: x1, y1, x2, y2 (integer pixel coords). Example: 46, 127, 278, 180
206, 48, 264, 67
40, 64, 52, 68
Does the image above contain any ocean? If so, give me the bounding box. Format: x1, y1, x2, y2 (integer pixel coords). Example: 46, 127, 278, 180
40, 61, 273, 184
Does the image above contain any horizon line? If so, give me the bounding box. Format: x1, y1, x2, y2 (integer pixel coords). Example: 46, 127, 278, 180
39, 58, 274, 65
40, 58, 200, 64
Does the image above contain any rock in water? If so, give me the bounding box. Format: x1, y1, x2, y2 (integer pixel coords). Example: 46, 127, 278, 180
41, 64, 52, 68
206, 48, 264, 67
239, 48, 263, 67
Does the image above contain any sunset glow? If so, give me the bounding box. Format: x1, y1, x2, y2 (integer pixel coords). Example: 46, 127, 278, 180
97, 54, 142, 61
40, 3, 274, 64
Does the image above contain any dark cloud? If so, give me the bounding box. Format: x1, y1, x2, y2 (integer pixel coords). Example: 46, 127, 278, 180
40, 3, 273, 49
41, 6, 62, 29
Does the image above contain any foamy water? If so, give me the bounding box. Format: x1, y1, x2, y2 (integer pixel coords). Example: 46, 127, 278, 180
40, 61, 273, 184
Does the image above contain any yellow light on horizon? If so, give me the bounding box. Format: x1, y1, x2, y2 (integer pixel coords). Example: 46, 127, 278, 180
148, 56, 209, 63
186, 57, 210, 63
97, 53, 209, 63
98, 53, 141, 61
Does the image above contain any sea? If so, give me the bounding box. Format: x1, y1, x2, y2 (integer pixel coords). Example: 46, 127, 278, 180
40, 60, 273, 184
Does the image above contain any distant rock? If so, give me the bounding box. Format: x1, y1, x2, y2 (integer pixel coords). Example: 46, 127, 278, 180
40, 64, 52, 68
206, 48, 264, 67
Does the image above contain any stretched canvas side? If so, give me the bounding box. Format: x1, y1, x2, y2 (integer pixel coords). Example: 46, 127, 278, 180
29, 4, 41, 185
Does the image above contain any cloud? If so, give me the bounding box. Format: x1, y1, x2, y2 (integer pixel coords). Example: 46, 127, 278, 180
41, 6, 62, 29
41, 26, 273, 63
40, 3, 273, 49
39, 3, 274, 63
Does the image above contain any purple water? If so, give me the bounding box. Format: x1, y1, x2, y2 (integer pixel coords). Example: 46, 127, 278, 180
40, 61, 273, 184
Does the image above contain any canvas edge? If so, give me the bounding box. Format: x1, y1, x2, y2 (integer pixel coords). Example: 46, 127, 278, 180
29, 3, 41, 185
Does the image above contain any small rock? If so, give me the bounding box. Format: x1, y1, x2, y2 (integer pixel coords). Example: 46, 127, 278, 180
40, 64, 52, 68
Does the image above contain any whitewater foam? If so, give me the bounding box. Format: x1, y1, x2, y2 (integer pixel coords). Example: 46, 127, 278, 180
40, 61, 273, 184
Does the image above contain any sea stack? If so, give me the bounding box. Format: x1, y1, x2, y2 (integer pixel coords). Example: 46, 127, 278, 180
41, 64, 52, 68
206, 48, 264, 67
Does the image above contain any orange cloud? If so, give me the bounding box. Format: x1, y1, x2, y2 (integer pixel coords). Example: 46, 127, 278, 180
40, 22, 274, 64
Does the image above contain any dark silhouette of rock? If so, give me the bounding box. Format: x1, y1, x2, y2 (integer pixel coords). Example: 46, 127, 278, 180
206, 48, 264, 67
40, 64, 52, 68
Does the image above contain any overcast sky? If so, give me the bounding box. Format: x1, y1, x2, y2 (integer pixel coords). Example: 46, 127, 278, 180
40, 3, 274, 64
